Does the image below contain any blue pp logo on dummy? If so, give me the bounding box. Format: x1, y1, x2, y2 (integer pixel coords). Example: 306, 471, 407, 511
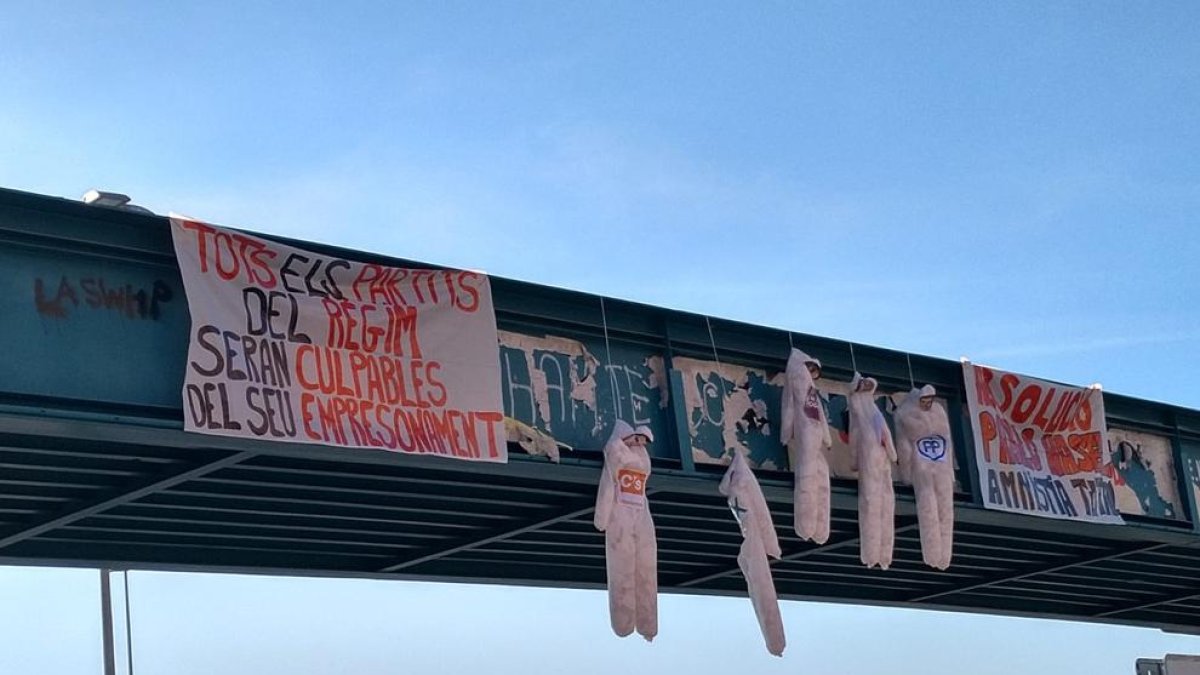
917, 435, 948, 462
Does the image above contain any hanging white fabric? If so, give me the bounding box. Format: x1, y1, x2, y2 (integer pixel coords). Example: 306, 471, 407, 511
719, 450, 786, 656
780, 348, 834, 543
895, 384, 955, 569
594, 420, 658, 641
848, 373, 897, 569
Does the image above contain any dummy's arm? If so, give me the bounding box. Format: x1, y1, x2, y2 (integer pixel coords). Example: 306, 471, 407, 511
896, 430, 915, 484
882, 422, 898, 465
849, 435, 860, 473
594, 457, 615, 531
937, 407, 955, 468
814, 378, 853, 397
779, 386, 796, 447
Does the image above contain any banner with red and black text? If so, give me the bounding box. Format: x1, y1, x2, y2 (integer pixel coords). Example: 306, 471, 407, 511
170, 217, 506, 463
963, 362, 1121, 523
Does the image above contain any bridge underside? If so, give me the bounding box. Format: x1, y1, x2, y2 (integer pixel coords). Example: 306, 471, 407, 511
1, 412, 1198, 634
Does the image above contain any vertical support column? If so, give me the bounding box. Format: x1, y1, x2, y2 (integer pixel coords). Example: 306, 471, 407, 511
669, 370, 695, 473
951, 383, 984, 506
100, 568, 116, 675
123, 571, 135, 675
662, 319, 695, 473
1168, 411, 1199, 533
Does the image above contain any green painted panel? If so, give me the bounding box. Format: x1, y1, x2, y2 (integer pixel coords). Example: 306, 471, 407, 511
672, 356, 787, 470
0, 245, 188, 410
1180, 440, 1200, 526
670, 356, 964, 488
497, 329, 671, 458
1107, 428, 1184, 520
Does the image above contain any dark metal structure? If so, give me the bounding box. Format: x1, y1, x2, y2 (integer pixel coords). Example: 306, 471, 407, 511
2, 186, 1200, 633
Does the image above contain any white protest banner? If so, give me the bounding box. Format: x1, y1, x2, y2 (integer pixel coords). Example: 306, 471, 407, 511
170, 217, 506, 463
962, 362, 1121, 523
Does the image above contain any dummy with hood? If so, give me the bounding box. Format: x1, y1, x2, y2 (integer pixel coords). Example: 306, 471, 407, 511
780, 348, 834, 543
895, 385, 955, 569
848, 373, 897, 569
594, 420, 658, 641
719, 449, 786, 656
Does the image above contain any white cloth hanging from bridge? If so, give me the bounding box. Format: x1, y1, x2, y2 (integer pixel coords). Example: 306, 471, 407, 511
781, 348, 834, 544
594, 420, 658, 641
849, 373, 897, 569
719, 449, 786, 656
896, 384, 955, 569
503, 416, 567, 462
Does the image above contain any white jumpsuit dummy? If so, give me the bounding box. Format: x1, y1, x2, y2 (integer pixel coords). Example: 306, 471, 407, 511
848, 373, 897, 570
594, 420, 658, 641
780, 349, 834, 543
719, 450, 786, 656
895, 385, 955, 569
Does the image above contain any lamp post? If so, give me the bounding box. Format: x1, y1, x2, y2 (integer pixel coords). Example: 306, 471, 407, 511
100, 569, 116, 675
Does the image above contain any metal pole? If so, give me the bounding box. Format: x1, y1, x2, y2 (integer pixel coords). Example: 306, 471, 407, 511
100, 569, 116, 675
123, 570, 134, 675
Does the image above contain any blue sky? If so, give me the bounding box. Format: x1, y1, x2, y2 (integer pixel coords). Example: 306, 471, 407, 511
4, 2, 1198, 407
2, 2, 1199, 673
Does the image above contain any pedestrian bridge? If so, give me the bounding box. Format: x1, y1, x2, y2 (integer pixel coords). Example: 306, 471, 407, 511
2, 186, 1199, 633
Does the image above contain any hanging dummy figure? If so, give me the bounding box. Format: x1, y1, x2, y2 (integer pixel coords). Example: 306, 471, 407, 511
719, 449, 786, 656
594, 420, 658, 641
895, 385, 955, 570
848, 373, 897, 570
780, 349, 834, 543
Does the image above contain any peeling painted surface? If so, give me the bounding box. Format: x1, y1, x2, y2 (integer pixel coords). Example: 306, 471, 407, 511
497, 327, 974, 489
497, 330, 669, 457
498, 331, 599, 435
645, 355, 670, 410
1182, 441, 1200, 526
668, 356, 968, 489
1108, 428, 1182, 519
673, 357, 785, 470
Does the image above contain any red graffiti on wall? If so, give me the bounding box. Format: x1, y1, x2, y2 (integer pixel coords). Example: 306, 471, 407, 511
34, 276, 173, 320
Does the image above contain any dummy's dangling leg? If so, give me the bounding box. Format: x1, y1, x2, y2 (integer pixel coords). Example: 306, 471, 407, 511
606, 525, 637, 637
936, 469, 955, 569
880, 481, 895, 569
916, 478, 941, 568
633, 517, 658, 641
815, 458, 831, 544
740, 540, 785, 656
791, 441, 813, 540
796, 470, 819, 540
859, 485, 879, 567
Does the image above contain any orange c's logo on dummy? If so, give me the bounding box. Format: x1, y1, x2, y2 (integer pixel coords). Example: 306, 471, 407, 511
616, 469, 648, 506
